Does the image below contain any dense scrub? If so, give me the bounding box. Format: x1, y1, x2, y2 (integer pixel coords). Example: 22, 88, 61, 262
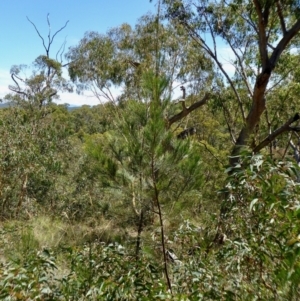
1, 1, 300, 299
1, 100, 300, 299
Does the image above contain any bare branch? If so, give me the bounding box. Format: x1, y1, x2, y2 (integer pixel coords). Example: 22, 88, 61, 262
200, 5, 217, 57
27, 14, 69, 58
61, 62, 70, 68
179, 21, 246, 122
91, 82, 114, 103
27, 16, 47, 54
56, 37, 67, 63
226, 38, 253, 97
266, 67, 295, 93
289, 137, 300, 182
47, 13, 51, 49
9, 73, 30, 98
168, 93, 210, 126
11, 73, 22, 91
41, 69, 58, 95
221, 102, 236, 144
9, 85, 28, 98
243, 14, 258, 34
50, 20, 69, 47
253, 113, 300, 153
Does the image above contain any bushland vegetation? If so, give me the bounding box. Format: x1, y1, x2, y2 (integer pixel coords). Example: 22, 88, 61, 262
1, 1, 300, 299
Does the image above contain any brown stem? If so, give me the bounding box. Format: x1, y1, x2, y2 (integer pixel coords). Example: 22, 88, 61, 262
135, 209, 144, 260
151, 156, 172, 293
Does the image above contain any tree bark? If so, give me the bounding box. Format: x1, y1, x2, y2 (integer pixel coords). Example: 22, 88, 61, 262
229, 9, 300, 167
229, 72, 270, 166
167, 93, 210, 127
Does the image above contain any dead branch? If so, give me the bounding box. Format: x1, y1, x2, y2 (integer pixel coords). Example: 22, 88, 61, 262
168, 93, 210, 127
10, 74, 29, 98
56, 37, 67, 63
27, 16, 48, 55
27, 14, 69, 57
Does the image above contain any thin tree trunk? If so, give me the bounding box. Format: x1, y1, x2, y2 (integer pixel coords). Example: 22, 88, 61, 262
135, 209, 144, 260
151, 156, 172, 294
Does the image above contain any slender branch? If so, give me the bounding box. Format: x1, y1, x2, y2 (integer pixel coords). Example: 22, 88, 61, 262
276, 0, 286, 35
179, 19, 246, 122
168, 51, 180, 96
281, 133, 293, 160
265, 67, 294, 93
198, 141, 225, 166
103, 83, 115, 102
289, 138, 299, 159
253, 113, 300, 153
50, 20, 69, 49
56, 37, 67, 63
221, 102, 236, 144
243, 14, 258, 34
226, 39, 253, 96
11, 73, 22, 91
168, 93, 210, 126
47, 13, 51, 52
27, 14, 69, 58
91, 81, 114, 103
10, 74, 29, 98
9, 86, 28, 98
202, 7, 217, 57
135, 209, 144, 260
27, 16, 47, 54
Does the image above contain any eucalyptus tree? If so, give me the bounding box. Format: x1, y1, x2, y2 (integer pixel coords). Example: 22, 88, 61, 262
5, 14, 72, 111
66, 13, 214, 103
0, 15, 72, 218
160, 0, 300, 166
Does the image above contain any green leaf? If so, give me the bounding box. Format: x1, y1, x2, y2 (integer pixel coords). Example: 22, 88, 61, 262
249, 198, 258, 211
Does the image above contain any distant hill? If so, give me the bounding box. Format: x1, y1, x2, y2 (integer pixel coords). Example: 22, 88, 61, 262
67, 106, 82, 111
0, 102, 84, 111
0, 102, 11, 108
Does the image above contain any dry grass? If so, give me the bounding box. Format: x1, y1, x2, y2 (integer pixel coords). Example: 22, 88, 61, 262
0, 215, 129, 264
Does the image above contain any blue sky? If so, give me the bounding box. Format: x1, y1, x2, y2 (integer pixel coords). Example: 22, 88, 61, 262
0, 0, 156, 105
